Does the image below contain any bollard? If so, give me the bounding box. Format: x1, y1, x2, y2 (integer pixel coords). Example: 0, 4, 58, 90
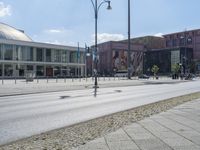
56, 76, 58, 83
47, 76, 48, 83
2, 78, 3, 85
15, 77, 16, 84
64, 77, 66, 83
37, 77, 39, 83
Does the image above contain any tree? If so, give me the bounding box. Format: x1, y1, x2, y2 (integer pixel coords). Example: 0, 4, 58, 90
151, 65, 159, 78
171, 64, 180, 74
171, 64, 180, 79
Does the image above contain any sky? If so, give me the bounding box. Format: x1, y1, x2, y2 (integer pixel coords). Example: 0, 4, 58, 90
0, 0, 199, 47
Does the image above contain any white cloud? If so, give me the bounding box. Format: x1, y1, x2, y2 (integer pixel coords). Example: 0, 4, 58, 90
44, 28, 72, 34
0, 2, 11, 17
44, 40, 76, 46
47, 29, 62, 33
92, 33, 125, 43
154, 33, 164, 37
32, 28, 76, 46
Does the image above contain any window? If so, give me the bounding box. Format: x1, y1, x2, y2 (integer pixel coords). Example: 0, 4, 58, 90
179, 37, 185, 46
187, 37, 192, 45
0, 44, 2, 60
36, 66, 44, 76
0, 64, 2, 76
80, 52, 85, 63
70, 51, 77, 63
18, 65, 26, 76
54, 50, 61, 62
166, 40, 172, 47
62, 50, 67, 63
16, 46, 33, 61
54, 66, 61, 76
46, 49, 52, 62
36, 48, 44, 62
27, 65, 33, 71
4, 64, 13, 76
27, 47, 33, 61
4, 44, 13, 60
172, 39, 177, 46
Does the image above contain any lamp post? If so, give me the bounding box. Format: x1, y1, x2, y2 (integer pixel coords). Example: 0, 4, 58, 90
180, 30, 187, 75
127, 0, 131, 79
90, 0, 112, 88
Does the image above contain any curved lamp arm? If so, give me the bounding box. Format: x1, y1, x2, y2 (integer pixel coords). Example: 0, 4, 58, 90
90, 0, 111, 18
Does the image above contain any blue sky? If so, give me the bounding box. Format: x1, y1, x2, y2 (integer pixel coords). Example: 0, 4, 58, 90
0, 0, 199, 47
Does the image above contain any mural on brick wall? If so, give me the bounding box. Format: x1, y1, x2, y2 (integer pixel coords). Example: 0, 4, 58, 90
112, 50, 143, 75
112, 50, 127, 71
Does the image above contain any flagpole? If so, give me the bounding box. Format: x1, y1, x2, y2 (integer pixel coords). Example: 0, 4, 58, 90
77, 42, 80, 78
85, 43, 87, 78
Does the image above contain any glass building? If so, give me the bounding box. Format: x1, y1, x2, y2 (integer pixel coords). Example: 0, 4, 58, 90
0, 23, 85, 78
143, 47, 193, 75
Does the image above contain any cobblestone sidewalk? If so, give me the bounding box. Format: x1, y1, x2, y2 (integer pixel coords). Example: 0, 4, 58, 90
71, 99, 200, 150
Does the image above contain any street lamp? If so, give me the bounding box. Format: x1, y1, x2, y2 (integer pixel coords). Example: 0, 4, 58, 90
127, 0, 131, 79
90, 0, 112, 88
180, 31, 187, 74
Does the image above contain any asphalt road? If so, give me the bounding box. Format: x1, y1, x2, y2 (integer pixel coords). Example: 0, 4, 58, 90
0, 80, 200, 145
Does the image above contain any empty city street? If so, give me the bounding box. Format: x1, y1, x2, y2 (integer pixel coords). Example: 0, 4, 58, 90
0, 80, 200, 145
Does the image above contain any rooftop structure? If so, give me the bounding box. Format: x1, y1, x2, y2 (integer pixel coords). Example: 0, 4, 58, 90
0, 23, 32, 42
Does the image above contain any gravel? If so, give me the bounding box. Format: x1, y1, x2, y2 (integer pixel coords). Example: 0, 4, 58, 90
1, 92, 200, 150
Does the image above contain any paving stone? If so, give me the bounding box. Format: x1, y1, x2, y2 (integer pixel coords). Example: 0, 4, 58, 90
123, 124, 147, 134
105, 129, 131, 142
139, 118, 169, 132
126, 131, 156, 140
171, 111, 200, 123
161, 112, 200, 131
161, 137, 195, 147
134, 138, 171, 150
189, 136, 200, 146
152, 116, 193, 132
151, 131, 181, 139
106, 140, 139, 150
172, 145, 200, 150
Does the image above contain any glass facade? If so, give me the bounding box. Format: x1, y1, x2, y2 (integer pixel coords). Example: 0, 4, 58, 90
4, 44, 13, 60
70, 51, 77, 63
144, 48, 193, 75
27, 65, 33, 71
0, 64, 2, 76
80, 52, 85, 64
46, 49, 51, 62
18, 65, 26, 76
62, 50, 68, 63
0, 43, 85, 77
36, 48, 44, 62
4, 64, 13, 76
0, 44, 2, 60
36, 66, 44, 76
54, 50, 61, 62
54, 66, 61, 76
16, 46, 33, 61
144, 50, 171, 74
